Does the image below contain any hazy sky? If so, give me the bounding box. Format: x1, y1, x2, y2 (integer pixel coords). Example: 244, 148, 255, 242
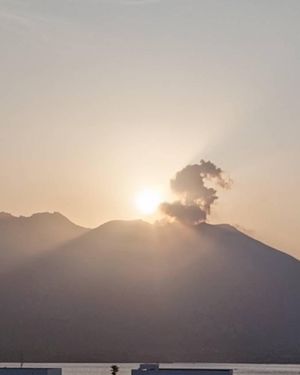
1, 0, 299, 259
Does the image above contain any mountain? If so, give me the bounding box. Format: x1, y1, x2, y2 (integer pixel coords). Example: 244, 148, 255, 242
0, 212, 88, 274
0, 216, 299, 363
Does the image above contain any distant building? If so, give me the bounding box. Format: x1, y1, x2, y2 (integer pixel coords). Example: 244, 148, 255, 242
0, 369, 61, 375
132, 365, 233, 375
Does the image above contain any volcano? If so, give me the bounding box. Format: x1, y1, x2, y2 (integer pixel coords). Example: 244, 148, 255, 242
0, 214, 299, 363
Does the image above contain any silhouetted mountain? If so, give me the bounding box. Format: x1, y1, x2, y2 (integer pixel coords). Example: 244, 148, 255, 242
0, 212, 88, 274
0, 217, 299, 363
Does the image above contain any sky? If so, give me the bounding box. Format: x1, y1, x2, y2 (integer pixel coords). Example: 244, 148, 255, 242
0, 0, 299, 259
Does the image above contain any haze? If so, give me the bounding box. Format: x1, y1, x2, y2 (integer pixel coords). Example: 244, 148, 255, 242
0, 0, 299, 259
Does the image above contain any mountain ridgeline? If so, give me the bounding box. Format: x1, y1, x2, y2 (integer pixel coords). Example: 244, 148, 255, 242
0, 212, 299, 363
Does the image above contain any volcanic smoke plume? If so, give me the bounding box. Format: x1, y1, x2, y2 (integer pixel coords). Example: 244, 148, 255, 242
160, 160, 231, 225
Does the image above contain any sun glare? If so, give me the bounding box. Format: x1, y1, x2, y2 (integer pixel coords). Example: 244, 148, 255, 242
135, 188, 162, 215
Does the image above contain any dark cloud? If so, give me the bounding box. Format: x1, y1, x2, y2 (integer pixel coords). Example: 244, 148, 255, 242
160, 201, 206, 225
161, 159, 231, 225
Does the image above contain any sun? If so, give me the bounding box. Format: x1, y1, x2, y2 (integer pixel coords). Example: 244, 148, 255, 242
135, 188, 162, 215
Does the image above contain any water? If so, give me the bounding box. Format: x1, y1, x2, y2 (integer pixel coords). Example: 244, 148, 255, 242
1, 363, 300, 375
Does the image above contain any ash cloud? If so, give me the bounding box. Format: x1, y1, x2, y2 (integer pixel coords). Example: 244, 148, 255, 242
160, 159, 231, 225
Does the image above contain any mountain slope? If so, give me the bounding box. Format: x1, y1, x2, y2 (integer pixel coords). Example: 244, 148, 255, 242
0, 212, 88, 273
0, 218, 299, 363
